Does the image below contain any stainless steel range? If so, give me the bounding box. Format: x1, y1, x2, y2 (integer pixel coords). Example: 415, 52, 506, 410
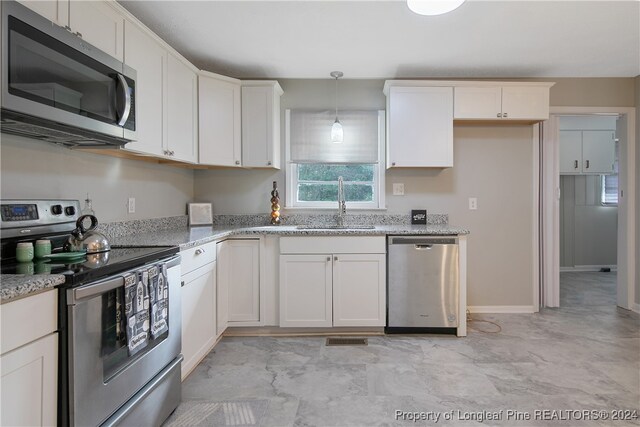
0, 199, 182, 426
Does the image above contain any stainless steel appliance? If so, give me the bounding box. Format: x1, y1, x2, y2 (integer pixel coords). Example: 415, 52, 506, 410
386, 236, 459, 333
1, 0, 136, 147
1, 200, 182, 426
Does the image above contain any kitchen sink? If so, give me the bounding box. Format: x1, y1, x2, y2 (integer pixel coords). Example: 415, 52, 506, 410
296, 225, 376, 230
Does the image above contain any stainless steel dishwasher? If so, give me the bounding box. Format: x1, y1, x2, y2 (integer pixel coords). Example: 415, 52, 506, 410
386, 236, 459, 333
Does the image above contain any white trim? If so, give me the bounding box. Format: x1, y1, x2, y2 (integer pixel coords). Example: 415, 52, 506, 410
632, 303, 640, 314
541, 107, 636, 311
468, 306, 536, 314
532, 124, 540, 313
560, 265, 617, 273
383, 80, 554, 95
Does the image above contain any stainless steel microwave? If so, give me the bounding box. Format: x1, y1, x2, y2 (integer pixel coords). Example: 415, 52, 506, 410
0, 0, 136, 147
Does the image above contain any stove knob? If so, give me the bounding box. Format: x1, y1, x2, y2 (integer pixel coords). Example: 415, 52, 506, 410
51, 205, 63, 215
65, 206, 76, 216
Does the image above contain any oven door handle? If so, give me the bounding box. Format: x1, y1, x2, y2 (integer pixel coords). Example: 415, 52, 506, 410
72, 276, 124, 302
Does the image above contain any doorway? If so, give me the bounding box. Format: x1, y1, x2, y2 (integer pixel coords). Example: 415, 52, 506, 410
540, 107, 636, 310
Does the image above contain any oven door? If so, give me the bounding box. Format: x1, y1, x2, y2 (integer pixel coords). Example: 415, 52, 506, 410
1, 1, 136, 141
66, 255, 181, 427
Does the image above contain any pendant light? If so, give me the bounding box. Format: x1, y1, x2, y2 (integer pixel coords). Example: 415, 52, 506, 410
330, 71, 343, 143
407, 0, 465, 16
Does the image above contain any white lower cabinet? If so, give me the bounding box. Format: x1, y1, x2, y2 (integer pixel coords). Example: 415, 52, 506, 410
280, 255, 333, 327
279, 237, 386, 328
180, 241, 217, 380
0, 290, 58, 426
217, 239, 261, 326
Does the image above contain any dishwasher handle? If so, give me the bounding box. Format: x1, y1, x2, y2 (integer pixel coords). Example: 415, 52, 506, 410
388, 236, 457, 246
414, 244, 433, 250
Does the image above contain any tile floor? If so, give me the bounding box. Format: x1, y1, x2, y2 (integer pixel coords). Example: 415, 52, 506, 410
166, 272, 639, 426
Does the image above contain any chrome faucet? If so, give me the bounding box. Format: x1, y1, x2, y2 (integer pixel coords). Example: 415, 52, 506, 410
337, 176, 346, 226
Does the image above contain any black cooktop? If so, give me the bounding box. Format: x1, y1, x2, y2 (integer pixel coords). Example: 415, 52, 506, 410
2, 246, 179, 287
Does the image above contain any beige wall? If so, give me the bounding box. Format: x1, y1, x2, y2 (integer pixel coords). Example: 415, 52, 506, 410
547, 78, 635, 107
0, 134, 195, 222
636, 76, 640, 306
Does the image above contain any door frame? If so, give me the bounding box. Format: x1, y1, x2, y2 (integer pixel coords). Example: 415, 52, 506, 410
540, 106, 636, 310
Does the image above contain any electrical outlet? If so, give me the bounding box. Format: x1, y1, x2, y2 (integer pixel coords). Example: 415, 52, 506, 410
393, 183, 405, 196
468, 197, 477, 210
128, 197, 136, 214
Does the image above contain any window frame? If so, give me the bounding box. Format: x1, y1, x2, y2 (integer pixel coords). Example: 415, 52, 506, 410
285, 110, 386, 210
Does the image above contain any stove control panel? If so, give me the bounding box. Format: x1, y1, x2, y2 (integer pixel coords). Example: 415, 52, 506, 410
0, 199, 81, 239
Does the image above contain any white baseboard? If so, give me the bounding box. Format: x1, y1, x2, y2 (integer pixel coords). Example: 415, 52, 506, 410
467, 305, 536, 314
632, 303, 640, 314
560, 265, 617, 272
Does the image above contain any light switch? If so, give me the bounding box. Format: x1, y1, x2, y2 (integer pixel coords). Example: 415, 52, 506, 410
393, 183, 405, 196
468, 197, 477, 210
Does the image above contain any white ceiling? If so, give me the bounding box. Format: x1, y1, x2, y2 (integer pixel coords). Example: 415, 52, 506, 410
118, 0, 640, 79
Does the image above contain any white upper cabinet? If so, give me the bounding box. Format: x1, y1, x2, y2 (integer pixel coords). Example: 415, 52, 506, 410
123, 20, 165, 157
559, 130, 615, 175
198, 72, 242, 167
18, 0, 66, 25
241, 82, 283, 169
167, 54, 198, 163
385, 85, 454, 168
454, 84, 552, 121
68, 0, 124, 61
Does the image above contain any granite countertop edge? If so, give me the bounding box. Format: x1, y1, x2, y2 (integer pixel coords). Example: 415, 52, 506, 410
1, 274, 65, 304
3, 225, 469, 302
112, 224, 470, 250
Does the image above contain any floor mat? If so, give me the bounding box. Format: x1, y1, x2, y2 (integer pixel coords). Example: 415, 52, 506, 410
165, 400, 269, 426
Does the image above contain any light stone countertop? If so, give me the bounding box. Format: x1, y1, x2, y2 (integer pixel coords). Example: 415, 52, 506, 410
1, 274, 65, 304
1, 224, 468, 303
110, 224, 470, 250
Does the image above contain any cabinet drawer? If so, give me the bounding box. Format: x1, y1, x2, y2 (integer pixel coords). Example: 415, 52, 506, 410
181, 241, 216, 275
1, 290, 57, 355
280, 236, 386, 254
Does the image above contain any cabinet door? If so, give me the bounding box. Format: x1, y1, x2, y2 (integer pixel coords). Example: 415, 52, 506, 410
387, 86, 453, 168
582, 130, 615, 174
332, 254, 386, 327
122, 21, 165, 157
216, 242, 230, 337
1, 333, 57, 427
226, 239, 260, 323
68, 0, 124, 61
453, 87, 502, 120
167, 55, 198, 163
559, 130, 583, 174
242, 85, 280, 168
181, 264, 216, 380
280, 255, 332, 327
198, 76, 242, 166
501, 86, 550, 120
18, 0, 67, 26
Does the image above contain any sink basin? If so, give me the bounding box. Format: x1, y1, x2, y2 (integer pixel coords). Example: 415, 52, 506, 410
296, 225, 376, 230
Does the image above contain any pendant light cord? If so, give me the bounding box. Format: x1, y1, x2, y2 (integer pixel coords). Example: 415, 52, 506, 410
334, 76, 338, 120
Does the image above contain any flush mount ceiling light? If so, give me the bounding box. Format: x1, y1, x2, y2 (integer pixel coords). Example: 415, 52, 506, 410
330, 71, 343, 144
407, 0, 465, 16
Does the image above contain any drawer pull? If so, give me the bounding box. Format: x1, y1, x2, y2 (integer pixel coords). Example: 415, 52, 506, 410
195, 248, 205, 255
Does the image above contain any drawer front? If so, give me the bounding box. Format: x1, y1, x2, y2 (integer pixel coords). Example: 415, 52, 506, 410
181, 241, 217, 275
1, 290, 57, 354
280, 236, 386, 254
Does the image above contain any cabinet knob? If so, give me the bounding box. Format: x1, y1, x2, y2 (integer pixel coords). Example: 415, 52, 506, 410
503, 112, 508, 118
195, 248, 205, 255
497, 113, 502, 118
334, 256, 338, 261
64, 25, 72, 32
585, 160, 590, 169
181, 281, 185, 287
326, 257, 331, 262
574, 160, 579, 169
75, 32, 82, 38
235, 160, 240, 165
391, 162, 396, 166
267, 161, 272, 166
